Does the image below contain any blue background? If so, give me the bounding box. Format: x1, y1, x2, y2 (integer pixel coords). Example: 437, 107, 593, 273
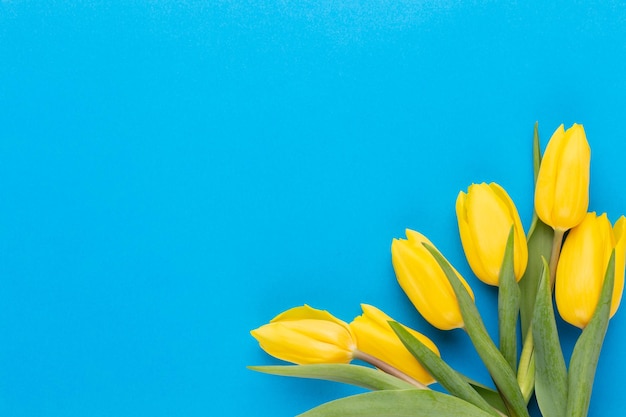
2, 1, 626, 416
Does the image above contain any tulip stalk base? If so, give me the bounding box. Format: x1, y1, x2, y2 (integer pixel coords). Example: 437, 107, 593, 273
353, 350, 428, 390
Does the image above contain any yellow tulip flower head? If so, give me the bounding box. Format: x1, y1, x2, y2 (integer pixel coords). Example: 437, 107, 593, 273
391, 229, 475, 330
350, 304, 439, 385
555, 213, 625, 328
456, 182, 528, 286
534, 124, 591, 231
250, 305, 356, 364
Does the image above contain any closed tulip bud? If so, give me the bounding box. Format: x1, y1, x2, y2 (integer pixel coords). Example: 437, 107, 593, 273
534, 123, 591, 231
250, 305, 356, 364
456, 182, 528, 286
350, 304, 439, 385
555, 213, 626, 328
391, 229, 474, 330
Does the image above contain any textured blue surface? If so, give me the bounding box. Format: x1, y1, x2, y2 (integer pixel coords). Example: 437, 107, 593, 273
2, 2, 626, 416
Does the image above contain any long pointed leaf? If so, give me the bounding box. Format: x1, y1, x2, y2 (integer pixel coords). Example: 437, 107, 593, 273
532, 121, 541, 183
532, 258, 567, 417
566, 251, 615, 417
519, 218, 553, 339
248, 364, 415, 391
498, 227, 520, 370
424, 243, 529, 417
298, 389, 499, 417
389, 322, 500, 416
463, 377, 508, 414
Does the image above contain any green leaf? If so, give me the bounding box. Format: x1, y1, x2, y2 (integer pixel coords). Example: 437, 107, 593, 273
298, 389, 499, 417
248, 364, 415, 391
516, 328, 535, 403
566, 251, 616, 417
498, 227, 520, 370
423, 243, 530, 417
389, 322, 500, 416
532, 258, 567, 417
532, 121, 541, 183
519, 218, 553, 340
463, 377, 508, 414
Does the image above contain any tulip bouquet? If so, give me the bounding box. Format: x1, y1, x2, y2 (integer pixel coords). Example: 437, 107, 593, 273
249, 123, 625, 417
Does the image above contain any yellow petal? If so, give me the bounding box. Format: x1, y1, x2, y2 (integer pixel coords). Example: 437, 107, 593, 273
456, 190, 490, 282
350, 304, 439, 385
556, 213, 613, 328
271, 305, 350, 330
489, 183, 528, 279
611, 216, 626, 316
466, 183, 513, 283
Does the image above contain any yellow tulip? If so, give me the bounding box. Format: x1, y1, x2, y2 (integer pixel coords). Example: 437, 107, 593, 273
555, 213, 626, 328
391, 229, 474, 330
456, 182, 528, 285
250, 305, 356, 364
534, 123, 591, 231
350, 304, 439, 385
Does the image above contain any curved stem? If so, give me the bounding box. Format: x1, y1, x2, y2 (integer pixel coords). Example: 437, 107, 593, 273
353, 350, 428, 390
549, 229, 565, 288
517, 326, 535, 403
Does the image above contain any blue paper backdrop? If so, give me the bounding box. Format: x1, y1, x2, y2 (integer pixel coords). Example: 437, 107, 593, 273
2, 2, 626, 416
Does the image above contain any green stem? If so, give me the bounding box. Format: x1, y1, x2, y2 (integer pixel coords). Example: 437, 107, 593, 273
353, 350, 428, 390
517, 327, 535, 403
548, 229, 565, 288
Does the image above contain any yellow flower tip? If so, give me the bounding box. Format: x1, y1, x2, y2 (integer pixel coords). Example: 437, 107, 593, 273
391, 229, 472, 330
535, 123, 590, 231
251, 305, 356, 365
456, 190, 468, 209
555, 212, 619, 328
404, 228, 431, 245
555, 123, 565, 134
350, 304, 438, 385
611, 216, 626, 317
456, 182, 527, 286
